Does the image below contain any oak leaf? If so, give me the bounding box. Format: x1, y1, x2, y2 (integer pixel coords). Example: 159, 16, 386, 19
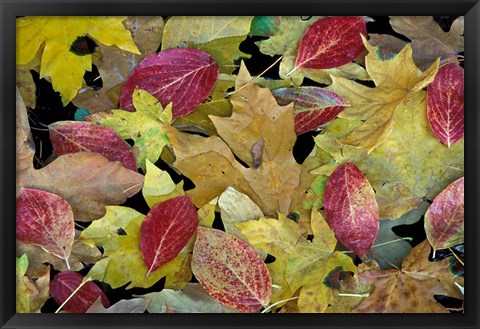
353, 240, 463, 313
16, 16, 140, 105
326, 35, 440, 153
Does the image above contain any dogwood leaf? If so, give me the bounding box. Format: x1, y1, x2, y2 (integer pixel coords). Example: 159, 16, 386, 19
16, 16, 140, 105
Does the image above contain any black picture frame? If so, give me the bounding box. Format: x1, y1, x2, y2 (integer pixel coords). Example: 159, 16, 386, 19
1, 1, 479, 328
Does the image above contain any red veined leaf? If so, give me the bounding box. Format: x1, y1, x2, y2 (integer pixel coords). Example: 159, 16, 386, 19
294, 16, 367, 70
427, 63, 464, 147
323, 162, 379, 259
120, 48, 219, 118
272, 87, 346, 135
191, 227, 272, 312
50, 271, 110, 313
140, 195, 199, 276
49, 121, 137, 171
16, 188, 75, 261
425, 177, 464, 251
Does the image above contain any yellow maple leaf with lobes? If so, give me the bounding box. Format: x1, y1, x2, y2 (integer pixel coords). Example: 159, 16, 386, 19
16, 16, 140, 105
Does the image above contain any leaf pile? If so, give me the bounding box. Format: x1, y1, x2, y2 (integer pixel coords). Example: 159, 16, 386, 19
16, 16, 464, 314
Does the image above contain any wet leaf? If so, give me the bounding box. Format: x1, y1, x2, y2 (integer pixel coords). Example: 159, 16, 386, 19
324, 162, 379, 259
141, 196, 199, 276
50, 271, 110, 313
272, 87, 346, 135
119, 48, 219, 118
49, 121, 137, 171
16, 16, 140, 105
425, 177, 464, 251
191, 227, 272, 312
427, 63, 464, 147
16, 188, 75, 262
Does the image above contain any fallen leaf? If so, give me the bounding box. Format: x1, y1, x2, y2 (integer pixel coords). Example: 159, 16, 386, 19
16, 48, 41, 109
119, 48, 219, 118
141, 196, 199, 276
353, 240, 463, 313
323, 162, 379, 259
272, 86, 346, 135
191, 227, 272, 312
49, 121, 137, 171
427, 63, 464, 147
146, 283, 238, 313
16, 255, 31, 313
142, 159, 182, 208
293, 16, 367, 71
16, 188, 75, 263
50, 271, 110, 313
86, 296, 152, 313
326, 35, 439, 152
313, 91, 464, 219
16, 256, 50, 313
425, 177, 464, 252
16, 88, 35, 175
16, 16, 140, 105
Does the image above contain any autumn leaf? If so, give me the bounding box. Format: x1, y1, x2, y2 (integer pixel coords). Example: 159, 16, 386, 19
50, 271, 110, 313
16, 188, 75, 264
141, 196, 199, 276
49, 121, 137, 171
324, 162, 379, 259
16, 49, 40, 109
326, 35, 440, 152
16, 16, 140, 105
16, 87, 35, 176
272, 86, 346, 135
16, 254, 31, 313
86, 296, 152, 313
119, 48, 219, 118
166, 62, 303, 216
427, 63, 464, 147
353, 240, 463, 313
96, 88, 173, 171
425, 177, 464, 252
191, 227, 272, 312
146, 283, 238, 313
142, 159, 184, 208
313, 91, 464, 220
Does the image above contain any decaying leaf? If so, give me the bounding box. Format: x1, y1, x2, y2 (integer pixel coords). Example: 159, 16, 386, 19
425, 177, 464, 252
191, 227, 272, 312
323, 162, 379, 259
353, 240, 463, 313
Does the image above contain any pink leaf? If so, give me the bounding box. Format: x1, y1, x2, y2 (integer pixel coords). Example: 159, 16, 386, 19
16, 188, 75, 261
427, 63, 464, 147
323, 162, 379, 259
425, 177, 464, 251
294, 16, 367, 70
140, 196, 199, 276
49, 121, 137, 171
191, 227, 272, 312
272, 87, 346, 135
120, 48, 219, 118
50, 271, 110, 313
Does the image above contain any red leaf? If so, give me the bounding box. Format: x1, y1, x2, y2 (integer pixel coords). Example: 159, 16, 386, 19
323, 162, 379, 259
294, 16, 367, 70
272, 87, 346, 135
16, 188, 75, 261
140, 196, 199, 276
120, 48, 219, 118
425, 177, 464, 251
191, 227, 272, 312
427, 63, 464, 147
50, 271, 110, 313
49, 121, 137, 171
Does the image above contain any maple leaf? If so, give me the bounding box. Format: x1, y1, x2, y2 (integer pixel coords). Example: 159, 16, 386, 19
166, 62, 303, 216
353, 240, 463, 313
326, 35, 440, 153
16, 16, 140, 105
236, 209, 357, 312
96, 88, 173, 171
313, 91, 464, 220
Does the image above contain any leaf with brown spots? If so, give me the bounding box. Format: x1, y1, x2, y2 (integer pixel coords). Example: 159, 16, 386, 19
353, 240, 463, 313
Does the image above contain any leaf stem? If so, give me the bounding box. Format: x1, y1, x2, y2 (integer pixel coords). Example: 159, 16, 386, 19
448, 247, 464, 266
337, 292, 370, 298
226, 56, 284, 97
341, 237, 412, 254
65, 257, 71, 270
54, 277, 91, 313
261, 296, 299, 313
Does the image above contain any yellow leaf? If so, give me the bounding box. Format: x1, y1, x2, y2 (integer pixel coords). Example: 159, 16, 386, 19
142, 159, 183, 208
327, 35, 440, 153
16, 16, 140, 105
